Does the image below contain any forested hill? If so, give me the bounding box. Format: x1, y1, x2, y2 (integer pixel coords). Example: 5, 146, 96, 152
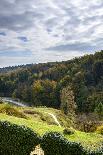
0, 51, 103, 114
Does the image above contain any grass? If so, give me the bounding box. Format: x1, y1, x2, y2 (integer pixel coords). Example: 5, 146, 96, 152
0, 103, 103, 151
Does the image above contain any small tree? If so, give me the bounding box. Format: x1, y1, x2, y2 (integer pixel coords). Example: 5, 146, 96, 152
95, 102, 103, 120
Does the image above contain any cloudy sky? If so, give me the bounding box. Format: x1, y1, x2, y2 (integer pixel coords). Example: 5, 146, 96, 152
0, 0, 103, 67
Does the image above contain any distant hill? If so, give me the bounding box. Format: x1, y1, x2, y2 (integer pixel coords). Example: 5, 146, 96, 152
0, 50, 103, 115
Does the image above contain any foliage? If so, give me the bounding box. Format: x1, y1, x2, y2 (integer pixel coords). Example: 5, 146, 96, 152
0, 107, 102, 151
60, 86, 76, 115
76, 113, 101, 132
95, 102, 103, 120
41, 132, 85, 155
0, 104, 27, 119
0, 121, 40, 155
87, 146, 103, 155
0, 97, 3, 104
96, 125, 103, 135
32, 79, 59, 108
63, 128, 75, 135
0, 51, 103, 115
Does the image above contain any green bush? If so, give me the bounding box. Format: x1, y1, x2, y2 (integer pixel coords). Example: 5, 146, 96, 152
63, 128, 75, 135
40, 132, 85, 155
87, 149, 103, 155
86, 144, 103, 155
0, 121, 41, 155
96, 125, 103, 135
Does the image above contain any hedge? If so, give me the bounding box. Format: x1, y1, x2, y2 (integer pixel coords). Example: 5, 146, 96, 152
87, 145, 103, 155
40, 132, 86, 155
0, 121, 102, 155
0, 121, 40, 155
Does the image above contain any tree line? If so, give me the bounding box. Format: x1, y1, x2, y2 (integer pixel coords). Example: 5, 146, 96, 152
0, 51, 103, 116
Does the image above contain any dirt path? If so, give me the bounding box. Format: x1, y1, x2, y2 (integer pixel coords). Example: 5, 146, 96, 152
48, 112, 61, 127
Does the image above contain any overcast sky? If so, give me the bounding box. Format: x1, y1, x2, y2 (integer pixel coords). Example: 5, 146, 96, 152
0, 0, 103, 67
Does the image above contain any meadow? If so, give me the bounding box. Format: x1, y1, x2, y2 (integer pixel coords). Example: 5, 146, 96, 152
0, 103, 102, 151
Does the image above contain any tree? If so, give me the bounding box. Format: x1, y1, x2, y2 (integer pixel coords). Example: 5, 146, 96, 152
32, 80, 59, 108
95, 102, 103, 120
60, 86, 76, 115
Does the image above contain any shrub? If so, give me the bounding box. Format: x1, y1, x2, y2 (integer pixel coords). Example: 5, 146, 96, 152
87, 148, 103, 155
96, 125, 103, 135
40, 132, 85, 155
0, 121, 41, 155
0, 98, 3, 104
63, 128, 75, 135
0, 104, 27, 119
85, 143, 103, 155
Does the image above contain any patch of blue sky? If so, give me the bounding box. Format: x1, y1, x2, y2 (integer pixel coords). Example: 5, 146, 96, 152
0, 50, 32, 57
18, 36, 28, 42
0, 32, 6, 36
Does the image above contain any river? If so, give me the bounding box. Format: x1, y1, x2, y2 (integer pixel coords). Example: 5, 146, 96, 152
2, 97, 28, 107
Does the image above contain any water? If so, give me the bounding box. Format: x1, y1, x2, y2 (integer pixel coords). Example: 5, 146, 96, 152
2, 98, 61, 127
2, 97, 28, 107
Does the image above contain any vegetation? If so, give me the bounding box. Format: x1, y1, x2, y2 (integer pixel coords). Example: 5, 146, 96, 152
63, 128, 75, 135
41, 132, 85, 155
0, 121, 40, 155
60, 86, 76, 115
96, 125, 103, 135
0, 104, 27, 119
0, 51, 103, 115
0, 51, 103, 154
0, 104, 102, 152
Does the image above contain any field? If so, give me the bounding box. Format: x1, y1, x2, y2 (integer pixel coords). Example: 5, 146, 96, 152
0, 103, 103, 151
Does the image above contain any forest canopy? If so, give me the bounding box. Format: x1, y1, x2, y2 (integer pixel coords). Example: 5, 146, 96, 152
0, 51, 103, 115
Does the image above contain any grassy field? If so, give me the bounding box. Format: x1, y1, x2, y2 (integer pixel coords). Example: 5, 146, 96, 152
0, 103, 103, 151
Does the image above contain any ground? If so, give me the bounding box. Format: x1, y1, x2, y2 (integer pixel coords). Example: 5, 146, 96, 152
0, 103, 102, 151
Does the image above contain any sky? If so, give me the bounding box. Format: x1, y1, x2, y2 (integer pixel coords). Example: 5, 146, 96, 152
0, 0, 103, 67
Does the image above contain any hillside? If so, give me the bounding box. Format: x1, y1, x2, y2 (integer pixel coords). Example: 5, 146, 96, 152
0, 51, 103, 114
0, 103, 102, 151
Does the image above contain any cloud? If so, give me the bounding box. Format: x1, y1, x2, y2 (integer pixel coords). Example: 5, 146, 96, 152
0, 0, 103, 67
45, 42, 99, 52
0, 32, 6, 36
18, 36, 28, 42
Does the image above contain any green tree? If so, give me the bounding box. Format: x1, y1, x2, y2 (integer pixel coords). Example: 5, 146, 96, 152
95, 102, 103, 120
32, 80, 59, 108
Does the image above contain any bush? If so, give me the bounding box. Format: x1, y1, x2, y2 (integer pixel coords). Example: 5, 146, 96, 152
85, 143, 103, 155
0, 98, 3, 104
0, 104, 27, 119
0, 121, 41, 155
40, 132, 85, 155
63, 128, 75, 135
87, 148, 103, 155
96, 126, 103, 135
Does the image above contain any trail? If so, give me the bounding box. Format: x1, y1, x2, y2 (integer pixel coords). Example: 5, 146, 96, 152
48, 112, 61, 127
2, 97, 61, 127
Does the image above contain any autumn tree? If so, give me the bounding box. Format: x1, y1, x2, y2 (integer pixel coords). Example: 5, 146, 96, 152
60, 86, 76, 115
32, 80, 59, 108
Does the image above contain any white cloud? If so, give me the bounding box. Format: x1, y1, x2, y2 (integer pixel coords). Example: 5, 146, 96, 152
0, 0, 103, 67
